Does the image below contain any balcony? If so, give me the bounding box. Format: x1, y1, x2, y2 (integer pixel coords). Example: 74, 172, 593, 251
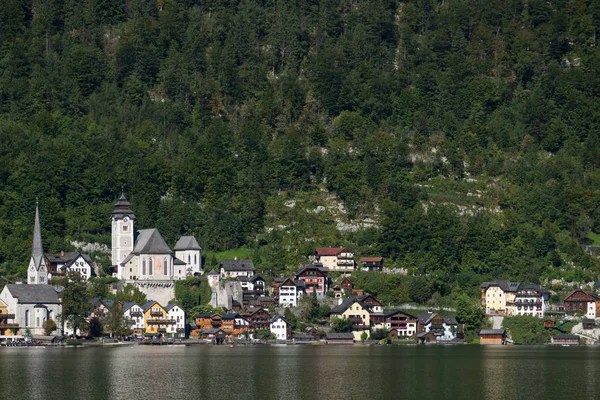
0, 314, 16, 320
0, 323, 19, 329
130, 311, 142, 317
147, 318, 176, 324
150, 310, 163, 316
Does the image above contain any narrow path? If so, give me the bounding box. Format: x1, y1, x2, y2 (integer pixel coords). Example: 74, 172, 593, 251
491, 315, 504, 329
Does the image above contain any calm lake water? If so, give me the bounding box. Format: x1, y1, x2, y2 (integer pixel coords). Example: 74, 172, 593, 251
0, 345, 599, 399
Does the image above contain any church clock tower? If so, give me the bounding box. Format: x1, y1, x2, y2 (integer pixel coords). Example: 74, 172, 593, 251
111, 192, 135, 268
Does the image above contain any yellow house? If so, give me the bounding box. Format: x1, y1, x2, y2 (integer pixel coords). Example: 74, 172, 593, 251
480, 280, 520, 315
330, 296, 371, 341
142, 301, 171, 338
0, 298, 20, 338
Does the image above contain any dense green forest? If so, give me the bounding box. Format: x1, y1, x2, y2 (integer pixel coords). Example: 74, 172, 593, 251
2, 0, 600, 299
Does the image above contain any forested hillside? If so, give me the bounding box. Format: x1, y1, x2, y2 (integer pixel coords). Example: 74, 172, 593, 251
2, 0, 600, 296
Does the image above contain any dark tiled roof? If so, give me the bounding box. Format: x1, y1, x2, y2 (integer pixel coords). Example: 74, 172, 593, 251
270, 315, 288, 324
384, 310, 417, 319
112, 193, 136, 220
173, 257, 186, 265
221, 259, 255, 271
480, 279, 521, 292
142, 301, 159, 311
295, 263, 329, 277
326, 332, 354, 339
330, 296, 359, 314
315, 247, 349, 256
480, 329, 506, 335
552, 334, 580, 339
173, 236, 201, 251
132, 229, 172, 255
5, 284, 60, 304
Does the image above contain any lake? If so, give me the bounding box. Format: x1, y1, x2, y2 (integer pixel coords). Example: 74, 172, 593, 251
0, 344, 598, 399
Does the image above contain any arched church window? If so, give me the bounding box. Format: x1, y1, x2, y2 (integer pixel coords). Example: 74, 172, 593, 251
194, 254, 197, 264
142, 259, 146, 275
25, 310, 29, 326
164, 258, 168, 275
149, 258, 153, 275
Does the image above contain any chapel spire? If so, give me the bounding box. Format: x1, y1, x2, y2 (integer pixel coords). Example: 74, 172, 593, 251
31, 202, 44, 269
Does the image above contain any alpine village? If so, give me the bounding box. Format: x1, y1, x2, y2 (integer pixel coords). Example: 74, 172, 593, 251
0, 195, 598, 347
5, 0, 600, 351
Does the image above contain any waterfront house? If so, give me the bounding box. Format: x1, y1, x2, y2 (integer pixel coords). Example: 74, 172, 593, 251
0, 298, 19, 339
416, 312, 458, 342
479, 329, 507, 344
295, 264, 329, 298
123, 302, 144, 337
508, 285, 547, 318
165, 303, 186, 338
551, 334, 580, 345
194, 313, 222, 332
314, 247, 355, 272
330, 296, 371, 341
480, 280, 521, 315
0, 284, 61, 336
563, 290, 600, 319
326, 332, 354, 344
220, 259, 255, 278
416, 331, 437, 344
243, 308, 271, 331
199, 328, 225, 344
143, 301, 172, 338
382, 310, 418, 337
359, 257, 384, 271
270, 315, 292, 340
221, 313, 252, 339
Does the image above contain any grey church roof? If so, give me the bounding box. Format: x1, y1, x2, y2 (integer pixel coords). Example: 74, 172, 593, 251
221, 259, 255, 271
5, 284, 60, 304
132, 229, 172, 255
111, 193, 136, 220
173, 236, 202, 251
31, 205, 45, 270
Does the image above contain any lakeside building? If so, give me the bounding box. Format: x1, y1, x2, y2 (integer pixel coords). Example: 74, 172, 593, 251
416, 312, 458, 342
270, 315, 292, 340
480, 280, 521, 315
479, 329, 507, 345
563, 289, 600, 319
0, 284, 62, 336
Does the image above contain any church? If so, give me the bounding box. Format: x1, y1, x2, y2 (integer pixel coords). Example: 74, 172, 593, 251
111, 193, 203, 303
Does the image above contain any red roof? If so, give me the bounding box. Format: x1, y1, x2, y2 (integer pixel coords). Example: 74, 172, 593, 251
315, 247, 347, 256
359, 257, 383, 263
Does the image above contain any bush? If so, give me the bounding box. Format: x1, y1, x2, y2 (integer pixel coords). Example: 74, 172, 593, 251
502, 315, 551, 345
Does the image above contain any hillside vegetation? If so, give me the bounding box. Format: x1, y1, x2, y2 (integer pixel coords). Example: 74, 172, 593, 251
2, 0, 600, 297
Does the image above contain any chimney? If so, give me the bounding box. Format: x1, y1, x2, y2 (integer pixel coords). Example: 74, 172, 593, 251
61, 250, 65, 257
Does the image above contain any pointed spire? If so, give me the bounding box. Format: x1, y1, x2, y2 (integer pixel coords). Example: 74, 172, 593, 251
32, 203, 44, 269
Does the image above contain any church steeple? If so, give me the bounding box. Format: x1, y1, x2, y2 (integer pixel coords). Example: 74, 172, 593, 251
111, 191, 135, 268
31, 202, 44, 269
28, 202, 48, 284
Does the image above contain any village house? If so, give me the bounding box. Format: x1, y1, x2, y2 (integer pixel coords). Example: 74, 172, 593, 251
314, 247, 355, 272
277, 278, 305, 308
270, 315, 292, 341
238, 275, 266, 296
564, 289, 600, 319
508, 285, 547, 318
220, 259, 255, 278
295, 264, 329, 298
194, 313, 222, 333
242, 308, 271, 331
326, 332, 354, 344
480, 280, 521, 315
221, 313, 252, 339
142, 301, 172, 338
359, 257, 384, 272
0, 298, 19, 340
382, 310, 418, 337
0, 284, 62, 336
199, 328, 225, 344
46, 251, 95, 281
479, 329, 507, 344
123, 302, 144, 337
165, 303, 186, 338
416, 312, 458, 342
330, 296, 371, 341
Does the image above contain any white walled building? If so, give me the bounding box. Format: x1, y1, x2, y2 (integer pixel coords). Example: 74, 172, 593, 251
46, 252, 95, 281
220, 259, 255, 278
28, 204, 48, 285
0, 285, 61, 335
174, 236, 202, 276
123, 302, 145, 336
166, 303, 186, 338
270, 315, 291, 341
278, 278, 304, 308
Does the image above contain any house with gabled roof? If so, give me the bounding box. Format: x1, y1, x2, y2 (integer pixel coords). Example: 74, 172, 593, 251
330, 296, 371, 341
564, 289, 600, 319
142, 301, 173, 338
416, 312, 458, 342
277, 278, 305, 307
314, 247, 355, 272
270, 315, 292, 340
46, 251, 95, 281
165, 303, 186, 338
359, 257, 384, 271
220, 259, 255, 278
480, 279, 521, 315
123, 302, 144, 337
295, 264, 329, 298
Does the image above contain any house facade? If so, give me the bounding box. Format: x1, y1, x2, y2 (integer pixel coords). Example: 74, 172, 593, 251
564, 290, 600, 319
270, 315, 292, 340
295, 264, 329, 298
0, 299, 19, 339
46, 252, 95, 281
417, 312, 458, 342
123, 302, 144, 337
480, 280, 521, 314
165, 303, 186, 338
220, 259, 255, 278
382, 310, 418, 337
508, 285, 546, 318
278, 278, 304, 308
314, 247, 355, 272
330, 297, 371, 341
142, 301, 172, 338
359, 257, 384, 271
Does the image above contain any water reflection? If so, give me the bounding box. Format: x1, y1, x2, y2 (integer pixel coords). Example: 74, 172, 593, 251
2, 345, 600, 400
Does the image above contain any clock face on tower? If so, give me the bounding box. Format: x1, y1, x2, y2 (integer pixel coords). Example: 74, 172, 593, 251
123, 217, 129, 222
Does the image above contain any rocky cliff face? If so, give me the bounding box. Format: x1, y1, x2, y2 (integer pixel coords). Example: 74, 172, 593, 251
209, 280, 243, 310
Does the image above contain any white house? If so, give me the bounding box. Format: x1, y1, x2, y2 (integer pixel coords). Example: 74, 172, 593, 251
166, 303, 186, 338
123, 302, 144, 336
174, 236, 202, 276
0, 285, 62, 335
278, 278, 304, 308
510, 285, 546, 318
416, 312, 458, 341
270, 315, 291, 341
220, 259, 255, 278
46, 252, 95, 281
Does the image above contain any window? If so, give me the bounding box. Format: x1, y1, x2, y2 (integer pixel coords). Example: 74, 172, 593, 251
164, 258, 168, 275
194, 254, 197, 264
123, 225, 128, 232
149, 258, 153, 275
25, 310, 29, 326
188, 255, 191, 264
36, 317, 40, 327
142, 259, 146, 275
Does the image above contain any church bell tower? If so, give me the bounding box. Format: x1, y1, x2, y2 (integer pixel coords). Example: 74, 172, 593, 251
111, 192, 135, 268
28, 202, 47, 284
